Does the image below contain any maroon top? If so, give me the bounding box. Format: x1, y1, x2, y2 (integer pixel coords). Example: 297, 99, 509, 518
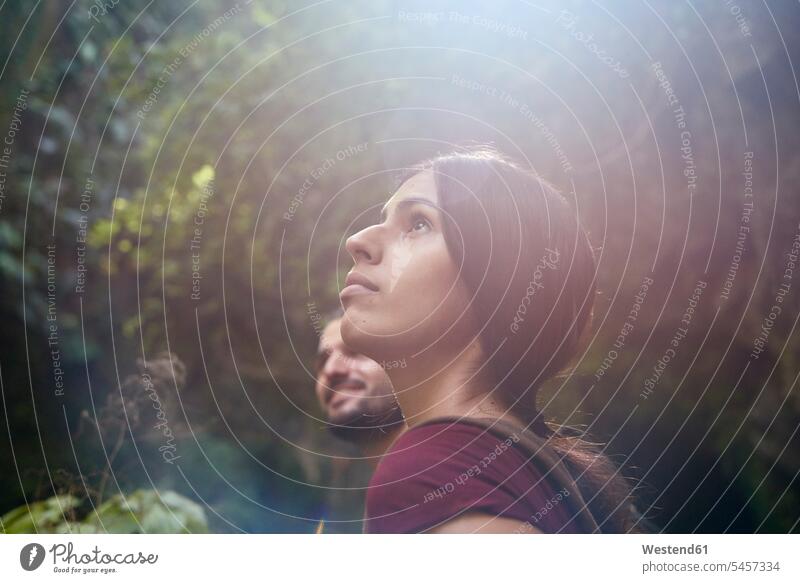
365, 420, 582, 533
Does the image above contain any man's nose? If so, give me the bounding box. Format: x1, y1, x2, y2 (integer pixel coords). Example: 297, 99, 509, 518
323, 350, 350, 379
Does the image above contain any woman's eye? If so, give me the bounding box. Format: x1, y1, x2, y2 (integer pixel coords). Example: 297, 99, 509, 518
409, 215, 431, 233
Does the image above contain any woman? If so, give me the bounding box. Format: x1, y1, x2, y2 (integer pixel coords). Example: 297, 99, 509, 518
339, 147, 640, 533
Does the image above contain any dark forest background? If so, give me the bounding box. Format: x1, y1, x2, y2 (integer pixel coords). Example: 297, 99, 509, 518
1, 0, 799, 533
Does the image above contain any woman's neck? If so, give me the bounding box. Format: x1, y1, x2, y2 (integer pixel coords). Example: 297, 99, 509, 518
385, 339, 509, 426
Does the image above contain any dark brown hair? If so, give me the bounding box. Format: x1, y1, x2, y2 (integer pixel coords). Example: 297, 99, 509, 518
397, 146, 642, 533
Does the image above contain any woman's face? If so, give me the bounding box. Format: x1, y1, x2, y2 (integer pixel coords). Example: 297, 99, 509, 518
340, 170, 474, 361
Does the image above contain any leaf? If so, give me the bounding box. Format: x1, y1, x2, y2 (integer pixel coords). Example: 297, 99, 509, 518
0, 495, 81, 533
191, 164, 215, 189
85, 489, 209, 533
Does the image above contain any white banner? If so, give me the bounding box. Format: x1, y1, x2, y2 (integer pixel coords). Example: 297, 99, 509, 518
0, 534, 797, 582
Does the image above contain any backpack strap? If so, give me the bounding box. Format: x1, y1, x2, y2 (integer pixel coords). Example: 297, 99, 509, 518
414, 415, 601, 533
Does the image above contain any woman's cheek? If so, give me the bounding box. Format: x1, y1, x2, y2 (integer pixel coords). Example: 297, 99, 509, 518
387, 237, 414, 293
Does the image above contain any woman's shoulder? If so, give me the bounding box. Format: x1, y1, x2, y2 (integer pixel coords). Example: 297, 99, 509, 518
365, 419, 543, 533
374, 419, 519, 479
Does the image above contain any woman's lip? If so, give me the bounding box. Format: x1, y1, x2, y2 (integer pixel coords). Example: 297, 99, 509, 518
345, 271, 379, 291
339, 284, 378, 300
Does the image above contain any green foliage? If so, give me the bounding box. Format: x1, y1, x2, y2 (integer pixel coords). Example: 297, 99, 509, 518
2, 490, 208, 534
85, 490, 209, 534
0, 495, 82, 534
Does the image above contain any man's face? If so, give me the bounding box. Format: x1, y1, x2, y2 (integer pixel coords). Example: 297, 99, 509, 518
314, 319, 402, 440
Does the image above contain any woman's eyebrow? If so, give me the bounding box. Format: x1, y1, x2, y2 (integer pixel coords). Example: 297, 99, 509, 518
379, 197, 440, 222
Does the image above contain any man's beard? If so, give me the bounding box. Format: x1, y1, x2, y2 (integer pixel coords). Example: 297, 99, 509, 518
327, 403, 405, 444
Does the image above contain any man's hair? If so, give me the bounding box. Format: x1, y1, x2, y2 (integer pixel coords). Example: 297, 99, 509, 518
322, 306, 344, 329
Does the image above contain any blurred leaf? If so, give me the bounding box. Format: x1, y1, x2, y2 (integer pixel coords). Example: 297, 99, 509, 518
1, 495, 81, 533
85, 490, 209, 533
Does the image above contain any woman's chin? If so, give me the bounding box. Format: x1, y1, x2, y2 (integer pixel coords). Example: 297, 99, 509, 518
341, 306, 428, 362
339, 311, 377, 356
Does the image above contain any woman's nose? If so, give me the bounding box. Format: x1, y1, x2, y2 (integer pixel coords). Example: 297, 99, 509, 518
346, 224, 382, 265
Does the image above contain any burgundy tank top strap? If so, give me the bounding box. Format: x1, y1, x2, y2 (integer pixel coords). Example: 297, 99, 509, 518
413, 413, 554, 438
